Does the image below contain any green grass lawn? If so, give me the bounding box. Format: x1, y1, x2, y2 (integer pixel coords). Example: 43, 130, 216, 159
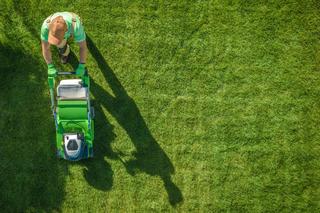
1, 0, 320, 212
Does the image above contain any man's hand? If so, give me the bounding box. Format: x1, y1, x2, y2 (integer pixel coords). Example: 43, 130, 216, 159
76, 63, 86, 77
48, 63, 57, 77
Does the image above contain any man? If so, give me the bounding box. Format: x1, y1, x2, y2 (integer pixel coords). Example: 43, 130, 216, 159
40, 12, 87, 77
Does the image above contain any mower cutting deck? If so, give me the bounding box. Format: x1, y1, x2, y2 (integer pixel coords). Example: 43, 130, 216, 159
48, 70, 94, 161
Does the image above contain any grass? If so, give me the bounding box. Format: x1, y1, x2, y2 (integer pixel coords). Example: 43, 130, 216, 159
1, 0, 320, 212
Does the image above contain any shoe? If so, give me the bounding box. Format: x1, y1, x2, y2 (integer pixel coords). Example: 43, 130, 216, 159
58, 44, 70, 64
60, 54, 69, 64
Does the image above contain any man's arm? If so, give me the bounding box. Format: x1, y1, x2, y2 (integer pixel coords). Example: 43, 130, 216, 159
78, 40, 87, 64
41, 41, 52, 64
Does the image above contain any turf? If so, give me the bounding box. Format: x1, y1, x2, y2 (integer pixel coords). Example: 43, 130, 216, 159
1, 0, 320, 212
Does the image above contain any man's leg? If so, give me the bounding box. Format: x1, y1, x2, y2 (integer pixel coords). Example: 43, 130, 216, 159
56, 39, 70, 64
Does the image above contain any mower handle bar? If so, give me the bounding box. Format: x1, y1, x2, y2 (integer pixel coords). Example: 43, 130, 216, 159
57, 71, 76, 75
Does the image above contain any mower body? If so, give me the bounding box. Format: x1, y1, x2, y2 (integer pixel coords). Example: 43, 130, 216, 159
48, 71, 94, 161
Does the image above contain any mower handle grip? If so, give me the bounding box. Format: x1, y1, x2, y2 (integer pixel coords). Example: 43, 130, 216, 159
57, 71, 76, 75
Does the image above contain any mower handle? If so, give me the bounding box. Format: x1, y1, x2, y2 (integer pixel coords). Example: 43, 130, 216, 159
57, 71, 76, 75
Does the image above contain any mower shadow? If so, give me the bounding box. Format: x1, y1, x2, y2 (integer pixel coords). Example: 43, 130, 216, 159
86, 36, 183, 206
68, 52, 116, 191
80, 104, 115, 191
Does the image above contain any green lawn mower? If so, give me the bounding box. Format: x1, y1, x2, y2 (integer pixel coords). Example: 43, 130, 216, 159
48, 69, 94, 161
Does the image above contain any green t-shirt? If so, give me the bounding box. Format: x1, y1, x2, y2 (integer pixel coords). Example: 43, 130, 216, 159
40, 12, 86, 43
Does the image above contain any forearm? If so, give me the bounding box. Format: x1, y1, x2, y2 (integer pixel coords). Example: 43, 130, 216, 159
79, 42, 87, 63
41, 42, 52, 64
43, 50, 52, 64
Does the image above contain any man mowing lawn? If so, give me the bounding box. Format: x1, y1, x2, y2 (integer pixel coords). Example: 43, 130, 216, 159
40, 12, 87, 76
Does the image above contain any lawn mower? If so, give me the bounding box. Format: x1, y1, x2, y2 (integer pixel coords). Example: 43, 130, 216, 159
48, 69, 94, 161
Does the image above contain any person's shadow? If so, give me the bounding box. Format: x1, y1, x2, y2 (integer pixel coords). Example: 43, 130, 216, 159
80, 35, 183, 205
